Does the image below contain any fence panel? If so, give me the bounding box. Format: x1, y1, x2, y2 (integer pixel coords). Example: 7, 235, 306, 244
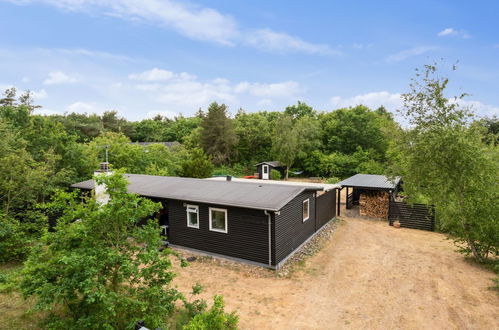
388, 201, 435, 231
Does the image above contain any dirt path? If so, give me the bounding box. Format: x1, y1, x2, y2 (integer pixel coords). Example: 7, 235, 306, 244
174, 218, 498, 330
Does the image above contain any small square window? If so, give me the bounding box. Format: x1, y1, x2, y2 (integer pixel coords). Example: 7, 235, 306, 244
303, 199, 310, 222
209, 207, 228, 233
186, 205, 199, 229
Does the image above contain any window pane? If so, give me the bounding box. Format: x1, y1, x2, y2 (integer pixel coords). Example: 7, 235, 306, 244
189, 212, 198, 226
211, 210, 226, 230
303, 200, 309, 219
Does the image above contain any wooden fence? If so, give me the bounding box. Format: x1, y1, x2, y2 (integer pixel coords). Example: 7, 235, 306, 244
388, 201, 435, 231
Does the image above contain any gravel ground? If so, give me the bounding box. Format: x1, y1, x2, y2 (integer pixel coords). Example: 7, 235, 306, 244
173, 217, 499, 330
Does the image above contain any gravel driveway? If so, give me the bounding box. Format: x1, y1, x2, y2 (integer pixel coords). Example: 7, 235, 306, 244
174, 217, 499, 329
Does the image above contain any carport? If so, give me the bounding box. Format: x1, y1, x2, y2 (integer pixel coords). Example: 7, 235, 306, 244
336, 174, 401, 217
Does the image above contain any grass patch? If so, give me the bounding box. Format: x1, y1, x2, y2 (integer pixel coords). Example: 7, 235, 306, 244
0, 262, 43, 329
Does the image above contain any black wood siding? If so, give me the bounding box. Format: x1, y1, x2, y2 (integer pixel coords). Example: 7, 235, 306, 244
167, 200, 270, 264
273, 191, 316, 264
316, 189, 337, 229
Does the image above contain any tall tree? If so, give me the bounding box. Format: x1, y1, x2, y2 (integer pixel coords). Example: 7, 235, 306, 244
398, 63, 499, 261
200, 102, 238, 165
284, 101, 316, 120
320, 105, 388, 159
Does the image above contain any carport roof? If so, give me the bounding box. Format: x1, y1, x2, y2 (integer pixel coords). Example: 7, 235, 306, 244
71, 173, 322, 211
338, 174, 401, 190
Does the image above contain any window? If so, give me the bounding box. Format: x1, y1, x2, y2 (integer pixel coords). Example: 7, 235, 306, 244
186, 205, 199, 229
303, 199, 310, 222
209, 207, 228, 233
263, 165, 268, 174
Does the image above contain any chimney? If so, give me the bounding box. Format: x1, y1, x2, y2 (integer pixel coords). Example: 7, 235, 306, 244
94, 162, 113, 205
226, 175, 232, 182
97, 162, 110, 173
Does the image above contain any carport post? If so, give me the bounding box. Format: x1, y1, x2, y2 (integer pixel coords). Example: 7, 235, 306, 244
337, 188, 342, 216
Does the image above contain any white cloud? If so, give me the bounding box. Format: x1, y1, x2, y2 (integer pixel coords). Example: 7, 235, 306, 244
234, 81, 303, 98
43, 71, 77, 85
128, 69, 303, 110
453, 99, 499, 117
244, 29, 340, 55
21, 77, 30, 83
330, 91, 499, 117
129, 68, 175, 81
31, 89, 48, 100
386, 46, 437, 62
145, 110, 180, 119
66, 101, 102, 114
33, 108, 60, 116
437, 28, 470, 39
330, 91, 403, 111
12, 0, 336, 55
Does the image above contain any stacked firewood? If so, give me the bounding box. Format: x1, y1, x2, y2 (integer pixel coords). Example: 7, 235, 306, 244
359, 191, 389, 218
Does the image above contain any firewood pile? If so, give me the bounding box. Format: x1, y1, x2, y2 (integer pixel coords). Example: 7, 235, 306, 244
359, 191, 389, 218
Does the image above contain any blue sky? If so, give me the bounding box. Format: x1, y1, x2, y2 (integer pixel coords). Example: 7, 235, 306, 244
1, 0, 498, 120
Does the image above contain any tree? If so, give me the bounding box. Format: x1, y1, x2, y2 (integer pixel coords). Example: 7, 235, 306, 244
200, 102, 238, 165
284, 101, 316, 120
398, 63, 499, 261
178, 147, 214, 178
320, 105, 388, 159
272, 114, 321, 179
20, 173, 236, 328
271, 115, 297, 179
234, 110, 274, 164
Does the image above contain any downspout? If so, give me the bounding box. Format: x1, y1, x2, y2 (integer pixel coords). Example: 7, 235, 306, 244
264, 210, 272, 267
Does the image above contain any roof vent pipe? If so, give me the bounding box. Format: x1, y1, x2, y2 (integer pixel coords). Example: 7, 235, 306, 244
226, 175, 232, 182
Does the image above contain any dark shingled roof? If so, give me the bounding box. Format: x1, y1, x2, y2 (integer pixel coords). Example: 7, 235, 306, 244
254, 161, 283, 167
71, 174, 321, 211
338, 174, 401, 190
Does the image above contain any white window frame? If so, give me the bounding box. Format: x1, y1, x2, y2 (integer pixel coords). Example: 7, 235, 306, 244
302, 199, 310, 222
209, 207, 228, 233
186, 204, 199, 229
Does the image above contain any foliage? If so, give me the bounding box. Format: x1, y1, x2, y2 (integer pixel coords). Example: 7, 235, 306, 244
183, 295, 238, 330
20, 173, 185, 329
212, 164, 249, 178
0, 213, 46, 262
320, 105, 391, 160
178, 147, 215, 178
271, 114, 320, 179
284, 101, 316, 120
233, 110, 275, 163
398, 63, 499, 262
200, 102, 238, 165
270, 169, 282, 180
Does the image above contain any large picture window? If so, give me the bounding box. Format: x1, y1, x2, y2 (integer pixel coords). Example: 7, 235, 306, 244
186, 205, 199, 229
209, 207, 228, 233
303, 199, 310, 222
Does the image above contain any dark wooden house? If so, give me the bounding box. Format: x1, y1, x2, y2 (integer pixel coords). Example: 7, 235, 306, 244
72, 174, 337, 269
255, 161, 286, 180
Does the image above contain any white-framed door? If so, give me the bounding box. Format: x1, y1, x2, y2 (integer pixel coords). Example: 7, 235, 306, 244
262, 164, 269, 180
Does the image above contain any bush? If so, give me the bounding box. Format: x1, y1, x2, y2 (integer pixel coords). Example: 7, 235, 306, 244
183, 296, 238, 330
270, 169, 281, 180
325, 177, 340, 184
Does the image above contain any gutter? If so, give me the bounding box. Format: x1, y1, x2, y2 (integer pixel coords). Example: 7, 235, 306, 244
264, 210, 273, 267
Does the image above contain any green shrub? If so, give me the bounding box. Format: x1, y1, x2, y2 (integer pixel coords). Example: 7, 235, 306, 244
325, 177, 340, 184
270, 169, 281, 180
183, 296, 238, 330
